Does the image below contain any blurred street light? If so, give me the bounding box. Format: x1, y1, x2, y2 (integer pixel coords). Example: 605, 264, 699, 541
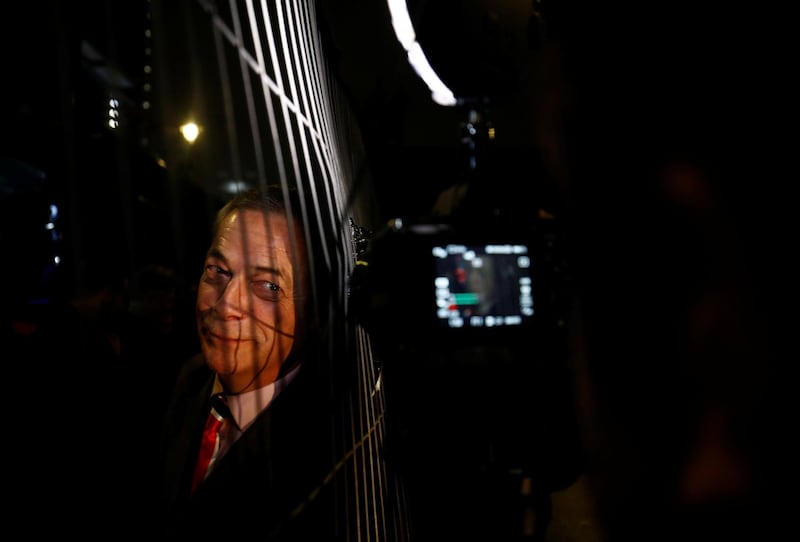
180, 121, 200, 144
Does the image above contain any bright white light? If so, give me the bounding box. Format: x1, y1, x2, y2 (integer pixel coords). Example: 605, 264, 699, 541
387, 0, 416, 49
386, 0, 457, 106
108, 97, 120, 129
221, 180, 252, 194
180, 122, 200, 143
407, 44, 457, 106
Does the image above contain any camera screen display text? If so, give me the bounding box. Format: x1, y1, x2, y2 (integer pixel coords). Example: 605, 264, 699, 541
433, 243, 534, 329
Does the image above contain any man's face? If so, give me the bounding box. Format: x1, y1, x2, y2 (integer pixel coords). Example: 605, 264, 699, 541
196, 208, 306, 393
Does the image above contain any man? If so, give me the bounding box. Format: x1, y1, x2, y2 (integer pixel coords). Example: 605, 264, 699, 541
156, 187, 337, 540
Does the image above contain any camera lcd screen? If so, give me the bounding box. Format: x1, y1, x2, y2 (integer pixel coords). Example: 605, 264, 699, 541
432, 243, 534, 329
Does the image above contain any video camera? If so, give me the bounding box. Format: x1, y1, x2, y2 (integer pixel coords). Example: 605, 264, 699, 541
349, 101, 570, 360
349, 212, 562, 355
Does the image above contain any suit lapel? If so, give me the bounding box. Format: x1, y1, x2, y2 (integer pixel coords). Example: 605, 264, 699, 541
162, 355, 215, 505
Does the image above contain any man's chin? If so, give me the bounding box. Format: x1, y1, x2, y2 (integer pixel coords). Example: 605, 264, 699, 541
203, 347, 263, 373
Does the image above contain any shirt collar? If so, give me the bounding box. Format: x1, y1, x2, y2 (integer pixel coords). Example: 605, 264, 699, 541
212, 363, 302, 432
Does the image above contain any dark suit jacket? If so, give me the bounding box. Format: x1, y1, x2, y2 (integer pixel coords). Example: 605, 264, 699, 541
156, 353, 340, 541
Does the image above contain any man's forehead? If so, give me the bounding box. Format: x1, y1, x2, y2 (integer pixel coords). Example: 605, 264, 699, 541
236, 208, 285, 230
220, 208, 306, 265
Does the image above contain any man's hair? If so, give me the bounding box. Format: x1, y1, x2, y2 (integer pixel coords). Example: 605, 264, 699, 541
212, 186, 300, 237
211, 186, 309, 294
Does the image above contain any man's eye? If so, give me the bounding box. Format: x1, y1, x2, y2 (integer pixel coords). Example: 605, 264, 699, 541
203, 265, 230, 283
253, 281, 281, 301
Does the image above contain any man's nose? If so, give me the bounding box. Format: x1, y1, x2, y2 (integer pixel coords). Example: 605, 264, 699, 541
214, 276, 247, 319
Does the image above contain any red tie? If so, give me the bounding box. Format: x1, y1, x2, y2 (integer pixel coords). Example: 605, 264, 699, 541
190, 397, 227, 492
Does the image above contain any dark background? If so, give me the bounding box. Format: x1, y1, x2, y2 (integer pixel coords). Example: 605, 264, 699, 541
2, 1, 793, 540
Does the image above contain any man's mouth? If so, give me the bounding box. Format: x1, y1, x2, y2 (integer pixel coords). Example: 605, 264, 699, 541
204, 328, 252, 342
